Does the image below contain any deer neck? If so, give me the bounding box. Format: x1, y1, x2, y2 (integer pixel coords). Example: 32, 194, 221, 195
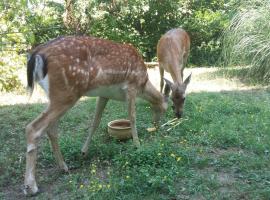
171, 72, 183, 85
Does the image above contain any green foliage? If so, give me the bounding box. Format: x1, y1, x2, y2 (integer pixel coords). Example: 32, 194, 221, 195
0, 1, 66, 91
87, 0, 234, 63
222, 0, 270, 83
24, 1, 66, 46
85, 0, 186, 60
0, 52, 24, 92
1, 0, 235, 60
0, 0, 254, 91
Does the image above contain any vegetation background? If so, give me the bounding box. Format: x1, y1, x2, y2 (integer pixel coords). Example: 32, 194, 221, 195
1, 0, 270, 92
3, 0, 269, 92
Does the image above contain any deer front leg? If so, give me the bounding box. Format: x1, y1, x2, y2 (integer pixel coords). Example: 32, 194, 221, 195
159, 65, 165, 93
81, 97, 109, 155
47, 122, 68, 172
127, 87, 140, 147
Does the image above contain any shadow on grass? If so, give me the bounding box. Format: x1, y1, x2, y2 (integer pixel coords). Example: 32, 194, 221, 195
0, 89, 269, 199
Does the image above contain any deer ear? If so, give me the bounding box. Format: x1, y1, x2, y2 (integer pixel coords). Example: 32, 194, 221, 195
163, 78, 172, 97
163, 78, 173, 88
184, 73, 192, 86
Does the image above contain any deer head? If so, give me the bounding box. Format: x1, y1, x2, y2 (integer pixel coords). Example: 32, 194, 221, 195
164, 73, 191, 118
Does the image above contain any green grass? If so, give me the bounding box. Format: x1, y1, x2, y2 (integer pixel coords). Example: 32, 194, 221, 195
0, 89, 270, 199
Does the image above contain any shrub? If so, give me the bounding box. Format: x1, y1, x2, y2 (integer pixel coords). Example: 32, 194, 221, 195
0, 52, 24, 92
222, 0, 270, 83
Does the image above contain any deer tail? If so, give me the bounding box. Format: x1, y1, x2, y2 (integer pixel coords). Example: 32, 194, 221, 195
26, 53, 47, 95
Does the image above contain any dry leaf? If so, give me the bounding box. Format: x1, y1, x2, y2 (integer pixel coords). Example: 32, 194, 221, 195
147, 127, 157, 132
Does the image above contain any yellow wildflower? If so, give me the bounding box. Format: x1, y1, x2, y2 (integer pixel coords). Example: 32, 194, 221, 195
170, 153, 176, 157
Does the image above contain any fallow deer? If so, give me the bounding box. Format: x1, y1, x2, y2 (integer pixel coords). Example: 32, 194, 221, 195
24, 36, 168, 195
157, 28, 191, 118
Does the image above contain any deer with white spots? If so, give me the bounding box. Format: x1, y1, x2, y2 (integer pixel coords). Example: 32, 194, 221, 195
157, 28, 191, 118
24, 36, 168, 195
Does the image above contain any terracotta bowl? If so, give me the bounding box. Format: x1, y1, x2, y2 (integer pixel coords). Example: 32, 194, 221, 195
108, 119, 132, 140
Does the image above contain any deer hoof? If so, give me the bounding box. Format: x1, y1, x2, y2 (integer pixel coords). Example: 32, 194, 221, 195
23, 184, 39, 196
81, 144, 89, 156
60, 162, 69, 172
81, 149, 88, 157
134, 140, 140, 148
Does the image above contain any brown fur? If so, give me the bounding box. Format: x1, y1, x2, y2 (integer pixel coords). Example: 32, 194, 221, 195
24, 36, 168, 195
157, 28, 191, 118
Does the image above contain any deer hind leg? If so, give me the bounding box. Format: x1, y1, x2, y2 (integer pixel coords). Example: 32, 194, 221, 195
183, 51, 189, 69
181, 52, 189, 78
24, 103, 74, 196
47, 121, 68, 172
81, 97, 109, 155
127, 87, 140, 147
159, 65, 165, 93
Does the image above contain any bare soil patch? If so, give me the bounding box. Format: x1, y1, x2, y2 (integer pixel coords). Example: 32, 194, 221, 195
147, 67, 264, 93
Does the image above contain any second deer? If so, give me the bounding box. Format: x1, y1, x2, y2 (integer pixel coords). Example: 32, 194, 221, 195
157, 28, 191, 118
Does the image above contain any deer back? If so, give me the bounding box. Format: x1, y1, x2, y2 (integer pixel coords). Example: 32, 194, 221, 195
157, 28, 190, 82
27, 36, 149, 100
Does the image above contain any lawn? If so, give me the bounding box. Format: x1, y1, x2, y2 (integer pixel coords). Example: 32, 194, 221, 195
0, 68, 270, 200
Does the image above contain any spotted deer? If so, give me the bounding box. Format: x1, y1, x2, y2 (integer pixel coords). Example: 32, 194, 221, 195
157, 28, 191, 118
24, 36, 168, 195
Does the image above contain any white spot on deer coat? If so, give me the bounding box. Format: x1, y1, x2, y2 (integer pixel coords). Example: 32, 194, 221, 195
62, 68, 69, 87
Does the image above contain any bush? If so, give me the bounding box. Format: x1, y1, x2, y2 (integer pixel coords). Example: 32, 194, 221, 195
0, 52, 24, 92
0, 0, 237, 92
74, 0, 233, 64
222, 0, 270, 83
